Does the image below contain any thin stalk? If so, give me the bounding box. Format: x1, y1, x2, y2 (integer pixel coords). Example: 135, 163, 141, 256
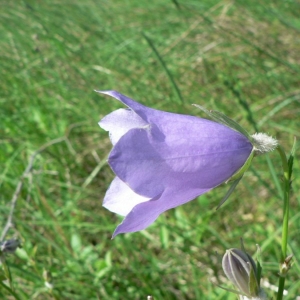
276, 145, 290, 300
142, 32, 184, 104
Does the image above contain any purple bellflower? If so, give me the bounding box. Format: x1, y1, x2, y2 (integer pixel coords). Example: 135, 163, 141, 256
97, 91, 277, 237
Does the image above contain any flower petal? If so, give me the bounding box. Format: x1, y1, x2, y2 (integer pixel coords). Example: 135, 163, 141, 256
112, 186, 210, 237
99, 108, 148, 145
96, 90, 152, 123
109, 121, 253, 198
103, 177, 150, 216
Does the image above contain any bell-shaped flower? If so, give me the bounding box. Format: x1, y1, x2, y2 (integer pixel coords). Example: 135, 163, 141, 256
97, 91, 277, 237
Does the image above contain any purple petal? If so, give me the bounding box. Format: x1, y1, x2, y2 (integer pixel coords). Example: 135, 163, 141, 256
113, 186, 210, 237
103, 177, 150, 216
99, 108, 148, 145
96, 90, 153, 123
109, 118, 252, 198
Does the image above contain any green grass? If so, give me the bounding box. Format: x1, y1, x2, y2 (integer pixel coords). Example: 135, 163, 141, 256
1, 0, 300, 299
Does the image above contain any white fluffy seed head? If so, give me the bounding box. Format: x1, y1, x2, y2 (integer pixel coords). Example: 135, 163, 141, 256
251, 133, 278, 155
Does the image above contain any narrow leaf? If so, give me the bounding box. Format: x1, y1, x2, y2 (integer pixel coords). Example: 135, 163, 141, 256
216, 177, 242, 210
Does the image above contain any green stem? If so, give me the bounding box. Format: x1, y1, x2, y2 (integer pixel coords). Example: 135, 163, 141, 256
276, 145, 290, 300
142, 32, 184, 104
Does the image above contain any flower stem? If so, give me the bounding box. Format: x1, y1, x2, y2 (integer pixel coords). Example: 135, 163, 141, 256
275, 143, 294, 300
277, 146, 290, 259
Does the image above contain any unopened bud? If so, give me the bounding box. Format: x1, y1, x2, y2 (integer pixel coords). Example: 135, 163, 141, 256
222, 248, 264, 299
280, 254, 293, 277
0, 239, 20, 254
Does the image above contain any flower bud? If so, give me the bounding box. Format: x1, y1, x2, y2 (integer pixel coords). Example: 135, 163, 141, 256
0, 238, 20, 254
280, 254, 293, 277
222, 248, 259, 299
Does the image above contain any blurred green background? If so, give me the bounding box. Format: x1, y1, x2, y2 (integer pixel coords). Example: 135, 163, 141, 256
1, 0, 299, 299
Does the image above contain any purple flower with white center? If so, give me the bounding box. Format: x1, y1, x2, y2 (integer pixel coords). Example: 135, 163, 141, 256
97, 91, 277, 237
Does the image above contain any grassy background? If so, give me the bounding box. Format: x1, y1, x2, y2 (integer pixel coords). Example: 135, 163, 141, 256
1, 0, 300, 299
